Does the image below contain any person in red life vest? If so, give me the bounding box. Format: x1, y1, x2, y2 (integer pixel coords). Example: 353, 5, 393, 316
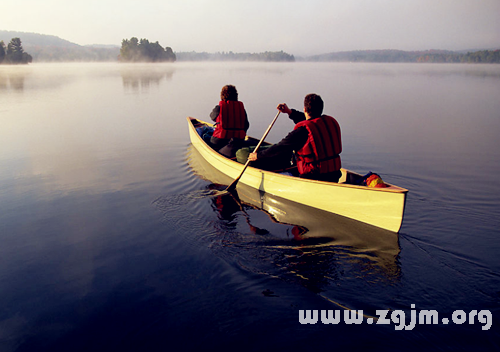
210, 85, 250, 158
248, 93, 342, 182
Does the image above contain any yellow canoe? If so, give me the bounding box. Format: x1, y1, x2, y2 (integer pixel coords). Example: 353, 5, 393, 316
187, 117, 408, 233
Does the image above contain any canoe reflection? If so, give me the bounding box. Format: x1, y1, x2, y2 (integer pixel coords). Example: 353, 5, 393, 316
187, 144, 401, 284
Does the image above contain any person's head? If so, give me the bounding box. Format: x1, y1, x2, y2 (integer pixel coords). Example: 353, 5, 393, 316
220, 85, 238, 101
304, 93, 324, 118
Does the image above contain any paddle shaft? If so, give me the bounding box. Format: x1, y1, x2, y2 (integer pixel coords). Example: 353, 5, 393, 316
225, 111, 281, 192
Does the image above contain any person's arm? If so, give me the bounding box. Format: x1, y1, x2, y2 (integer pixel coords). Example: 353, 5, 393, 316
244, 110, 249, 132
248, 127, 308, 161
277, 103, 305, 124
289, 109, 306, 124
210, 105, 220, 122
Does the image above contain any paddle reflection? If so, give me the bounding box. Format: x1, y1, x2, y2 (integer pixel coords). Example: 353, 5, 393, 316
187, 144, 401, 286
207, 184, 270, 236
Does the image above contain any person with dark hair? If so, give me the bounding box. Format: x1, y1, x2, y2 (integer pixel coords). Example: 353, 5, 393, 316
209, 85, 249, 157
248, 93, 342, 182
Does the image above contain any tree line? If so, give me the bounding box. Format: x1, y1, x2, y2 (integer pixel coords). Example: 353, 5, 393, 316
176, 50, 295, 62
0, 38, 32, 64
30, 46, 119, 62
304, 49, 500, 63
417, 50, 500, 63
119, 37, 176, 62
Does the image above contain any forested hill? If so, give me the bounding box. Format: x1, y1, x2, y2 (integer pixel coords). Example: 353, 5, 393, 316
0, 31, 78, 47
302, 49, 500, 63
0, 30, 119, 62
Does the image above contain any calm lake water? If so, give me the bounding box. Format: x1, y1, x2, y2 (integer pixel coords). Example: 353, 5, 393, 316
1, 62, 499, 351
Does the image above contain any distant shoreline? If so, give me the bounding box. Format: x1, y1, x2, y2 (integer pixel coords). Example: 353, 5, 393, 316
5, 49, 499, 64
1, 30, 499, 64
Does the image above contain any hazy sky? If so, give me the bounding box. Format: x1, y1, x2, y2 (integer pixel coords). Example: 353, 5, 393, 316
2, 0, 499, 55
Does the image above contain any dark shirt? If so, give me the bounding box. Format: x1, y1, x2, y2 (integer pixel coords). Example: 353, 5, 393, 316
256, 109, 308, 160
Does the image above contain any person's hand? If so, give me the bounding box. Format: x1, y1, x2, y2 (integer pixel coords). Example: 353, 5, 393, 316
277, 103, 292, 115
248, 152, 258, 161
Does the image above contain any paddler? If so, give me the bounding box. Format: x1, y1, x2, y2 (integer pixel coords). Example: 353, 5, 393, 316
210, 84, 250, 158
248, 93, 342, 182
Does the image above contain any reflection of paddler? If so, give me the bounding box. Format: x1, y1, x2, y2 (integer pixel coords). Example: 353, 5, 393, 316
291, 225, 308, 240
208, 185, 268, 235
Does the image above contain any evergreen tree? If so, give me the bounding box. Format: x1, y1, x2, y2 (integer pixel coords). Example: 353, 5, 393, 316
0, 41, 5, 63
3, 38, 32, 64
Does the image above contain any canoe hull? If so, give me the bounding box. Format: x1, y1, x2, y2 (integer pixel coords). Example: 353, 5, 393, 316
187, 117, 408, 233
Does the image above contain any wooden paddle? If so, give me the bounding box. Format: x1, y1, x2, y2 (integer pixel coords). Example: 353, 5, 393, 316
225, 111, 281, 193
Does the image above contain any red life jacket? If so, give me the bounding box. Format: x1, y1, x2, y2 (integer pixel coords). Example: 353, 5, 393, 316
294, 115, 342, 175
213, 100, 246, 139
